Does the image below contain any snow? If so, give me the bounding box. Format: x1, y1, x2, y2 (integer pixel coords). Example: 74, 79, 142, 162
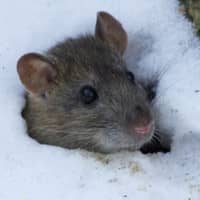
0, 0, 200, 199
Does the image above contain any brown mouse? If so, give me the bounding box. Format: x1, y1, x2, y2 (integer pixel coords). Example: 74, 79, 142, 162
17, 11, 171, 153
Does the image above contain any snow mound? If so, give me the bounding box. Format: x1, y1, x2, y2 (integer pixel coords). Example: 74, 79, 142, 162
0, 0, 200, 199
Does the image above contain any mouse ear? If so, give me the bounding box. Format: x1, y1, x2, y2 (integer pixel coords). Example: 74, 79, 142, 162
95, 11, 128, 55
17, 53, 57, 94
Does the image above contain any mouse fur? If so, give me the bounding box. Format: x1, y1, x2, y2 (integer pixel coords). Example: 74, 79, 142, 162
17, 11, 171, 153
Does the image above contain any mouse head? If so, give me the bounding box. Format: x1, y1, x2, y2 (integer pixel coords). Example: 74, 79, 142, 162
17, 12, 155, 153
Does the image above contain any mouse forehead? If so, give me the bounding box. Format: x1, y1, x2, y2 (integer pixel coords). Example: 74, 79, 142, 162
47, 35, 127, 77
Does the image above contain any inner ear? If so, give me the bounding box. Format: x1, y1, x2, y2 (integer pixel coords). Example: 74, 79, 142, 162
17, 53, 57, 94
95, 11, 128, 54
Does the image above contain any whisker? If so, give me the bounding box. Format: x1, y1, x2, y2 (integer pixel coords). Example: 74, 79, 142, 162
152, 135, 160, 144
151, 76, 186, 105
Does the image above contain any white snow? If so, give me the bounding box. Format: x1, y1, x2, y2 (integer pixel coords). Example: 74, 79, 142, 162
0, 0, 200, 199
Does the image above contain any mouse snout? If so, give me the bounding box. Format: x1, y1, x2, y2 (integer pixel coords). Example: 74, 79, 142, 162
126, 105, 154, 135
131, 121, 154, 135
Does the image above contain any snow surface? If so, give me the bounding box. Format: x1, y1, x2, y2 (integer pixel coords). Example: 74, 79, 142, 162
0, 0, 200, 199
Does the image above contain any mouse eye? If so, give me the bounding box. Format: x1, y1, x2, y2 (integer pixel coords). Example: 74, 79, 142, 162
80, 85, 98, 104
126, 71, 135, 84
144, 83, 157, 102
147, 90, 156, 101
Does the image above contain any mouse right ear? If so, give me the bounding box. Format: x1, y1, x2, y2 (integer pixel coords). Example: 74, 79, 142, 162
95, 11, 128, 55
17, 53, 57, 94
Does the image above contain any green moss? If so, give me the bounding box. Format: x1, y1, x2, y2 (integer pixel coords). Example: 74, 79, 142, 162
179, 0, 200, 35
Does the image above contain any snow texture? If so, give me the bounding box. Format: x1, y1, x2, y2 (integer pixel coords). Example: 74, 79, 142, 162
0, 0, 200, 199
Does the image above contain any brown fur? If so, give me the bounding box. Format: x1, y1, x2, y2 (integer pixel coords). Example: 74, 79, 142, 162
18, 12, 170, 153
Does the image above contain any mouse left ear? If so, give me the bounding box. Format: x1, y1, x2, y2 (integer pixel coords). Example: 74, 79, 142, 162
17, 53, 57, 95
95, 11, 128, 55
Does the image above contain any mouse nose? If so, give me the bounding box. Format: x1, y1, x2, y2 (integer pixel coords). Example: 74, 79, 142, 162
128, 120, 154, 135
127, 105, 154, 135
132, 122, 153, 135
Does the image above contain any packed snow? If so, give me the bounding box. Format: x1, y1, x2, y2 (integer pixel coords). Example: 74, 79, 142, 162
0, 0, 200, 199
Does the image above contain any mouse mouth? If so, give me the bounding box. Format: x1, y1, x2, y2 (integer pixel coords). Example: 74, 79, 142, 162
96, 122, 155, 153
126, 120, 155, 148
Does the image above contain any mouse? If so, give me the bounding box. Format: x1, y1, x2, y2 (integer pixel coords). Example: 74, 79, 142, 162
17, 11, 171, 153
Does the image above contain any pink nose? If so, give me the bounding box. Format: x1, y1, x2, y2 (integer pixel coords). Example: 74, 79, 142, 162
133, 123, 153, 135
